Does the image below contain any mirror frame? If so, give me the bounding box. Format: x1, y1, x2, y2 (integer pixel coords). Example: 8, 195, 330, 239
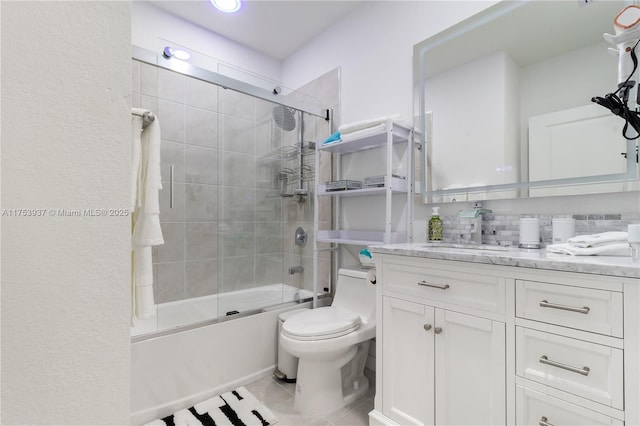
414, 0, 640, 202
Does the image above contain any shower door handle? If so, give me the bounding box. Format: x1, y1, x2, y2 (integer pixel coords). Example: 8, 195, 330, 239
169, 164, 174, 209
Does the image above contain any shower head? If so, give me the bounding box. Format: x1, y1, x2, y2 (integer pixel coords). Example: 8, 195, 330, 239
272, 105, 296, 131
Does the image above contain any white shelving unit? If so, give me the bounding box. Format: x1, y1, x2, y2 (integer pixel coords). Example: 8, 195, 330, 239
311, 119, 413, 303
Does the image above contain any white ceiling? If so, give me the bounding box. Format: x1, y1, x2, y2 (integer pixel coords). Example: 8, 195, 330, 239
146, 0, 365, 60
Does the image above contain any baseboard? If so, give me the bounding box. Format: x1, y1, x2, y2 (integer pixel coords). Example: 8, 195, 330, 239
130, 365, 275, 425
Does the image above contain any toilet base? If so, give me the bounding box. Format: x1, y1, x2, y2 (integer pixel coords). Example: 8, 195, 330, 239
273, 368, 297, 383
293, 341, 371, 416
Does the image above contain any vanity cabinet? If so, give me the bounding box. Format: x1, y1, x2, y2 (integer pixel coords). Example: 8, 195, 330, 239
369, 251, 640, 426
382, 296, 505, 426
375, 256, 507, 426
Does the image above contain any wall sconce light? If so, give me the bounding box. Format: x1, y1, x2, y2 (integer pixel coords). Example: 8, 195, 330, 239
162, 46, 191, 61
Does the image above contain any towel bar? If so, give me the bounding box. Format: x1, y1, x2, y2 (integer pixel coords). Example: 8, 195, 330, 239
132, 110, 155, 129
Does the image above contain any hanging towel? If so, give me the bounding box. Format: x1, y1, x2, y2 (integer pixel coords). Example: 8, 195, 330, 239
131, 108, 164, 324
567, 231, 628, 248
546, 242, 630, 256
133, 246, 155, 319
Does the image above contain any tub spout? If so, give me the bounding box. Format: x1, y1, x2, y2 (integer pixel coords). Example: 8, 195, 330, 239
288, 265, 304, 275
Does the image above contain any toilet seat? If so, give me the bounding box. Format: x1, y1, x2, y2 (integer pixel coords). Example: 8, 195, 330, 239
282, 307, 361, 341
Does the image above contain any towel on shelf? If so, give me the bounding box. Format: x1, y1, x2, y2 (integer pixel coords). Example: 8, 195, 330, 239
567, 231, 628, 248
322, 131, 342, 145
131, 108, 164, 324
338, 113, 407, 135
546, 242, 630, 256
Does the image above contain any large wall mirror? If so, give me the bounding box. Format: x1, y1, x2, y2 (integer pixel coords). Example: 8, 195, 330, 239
415, 0, 640, 203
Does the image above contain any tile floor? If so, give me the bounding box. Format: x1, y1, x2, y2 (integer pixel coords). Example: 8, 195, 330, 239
244, 370, 375, 426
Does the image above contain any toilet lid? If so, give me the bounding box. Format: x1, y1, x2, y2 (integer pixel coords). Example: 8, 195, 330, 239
282, 307, 361, 341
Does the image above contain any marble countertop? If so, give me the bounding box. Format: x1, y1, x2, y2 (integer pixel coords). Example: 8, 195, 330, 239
369, 242, 640, 278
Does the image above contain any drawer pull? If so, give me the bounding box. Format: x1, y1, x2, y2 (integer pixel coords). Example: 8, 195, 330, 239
538, 416, 554, 426
417, 281, 450, 290
539, 355, 590, 376
424, 324, 432, 331
539, 300, 590, 314
434, 327, 443, 334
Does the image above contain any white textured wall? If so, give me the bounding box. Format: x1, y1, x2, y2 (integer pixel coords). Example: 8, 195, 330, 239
282, 1, 496, 124
1, 2, 131, 423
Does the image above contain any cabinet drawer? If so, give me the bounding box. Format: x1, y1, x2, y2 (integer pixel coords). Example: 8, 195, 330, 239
516, 327, 623, 409
516, 385, 623, 426
382, 260, 504, 314
516, 280, 623, 337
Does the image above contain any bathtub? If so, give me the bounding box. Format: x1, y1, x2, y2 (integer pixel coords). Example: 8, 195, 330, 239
130, 286, 327, 424
132, 283, 313, 338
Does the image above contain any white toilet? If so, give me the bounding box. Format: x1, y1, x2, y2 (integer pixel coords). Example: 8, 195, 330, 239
279, 267, 375, 416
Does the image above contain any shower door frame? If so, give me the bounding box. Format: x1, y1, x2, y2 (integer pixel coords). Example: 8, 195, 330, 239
132, 46, 329, 120
131, 45, 332, 341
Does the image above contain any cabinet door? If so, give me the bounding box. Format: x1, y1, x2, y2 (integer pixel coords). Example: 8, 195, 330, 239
382, 296, 434, 426
434, 309, 506, 425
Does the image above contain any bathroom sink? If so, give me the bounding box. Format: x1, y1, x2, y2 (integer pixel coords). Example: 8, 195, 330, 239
420, 242, 512, 252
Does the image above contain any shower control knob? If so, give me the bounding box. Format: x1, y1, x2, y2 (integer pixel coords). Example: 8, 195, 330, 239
423, 324, 432, 331
295, 227, 308, 247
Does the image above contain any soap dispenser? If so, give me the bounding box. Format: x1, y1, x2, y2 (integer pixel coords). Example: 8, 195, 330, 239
428, 207, 443, 241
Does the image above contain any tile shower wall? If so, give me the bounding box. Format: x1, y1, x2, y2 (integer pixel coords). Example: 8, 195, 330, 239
131, 59, 334, 304
440, 212, 640, 247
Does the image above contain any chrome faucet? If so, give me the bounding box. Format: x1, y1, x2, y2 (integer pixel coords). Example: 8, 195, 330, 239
288, 265, 304, 275
457, 202, 492, 244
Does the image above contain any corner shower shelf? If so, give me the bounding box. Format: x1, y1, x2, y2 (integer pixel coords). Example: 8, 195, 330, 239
272, 141, 317, 159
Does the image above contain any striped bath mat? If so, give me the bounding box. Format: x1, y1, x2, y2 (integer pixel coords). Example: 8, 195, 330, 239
144, 386, 278, 426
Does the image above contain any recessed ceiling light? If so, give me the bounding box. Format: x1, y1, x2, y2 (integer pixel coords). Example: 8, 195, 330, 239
209, 0, 242, 13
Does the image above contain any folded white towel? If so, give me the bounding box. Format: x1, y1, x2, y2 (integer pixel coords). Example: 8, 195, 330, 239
338, 114, 406, 135
546, 242, 630, 256
341, 123, 386, 142
567, 231, 628, 248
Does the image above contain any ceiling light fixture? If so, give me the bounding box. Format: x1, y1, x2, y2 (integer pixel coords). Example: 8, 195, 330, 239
209, 0, 242, 13
162, 46, 191, 61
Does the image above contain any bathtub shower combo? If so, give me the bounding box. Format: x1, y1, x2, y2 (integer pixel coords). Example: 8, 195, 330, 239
131, 46, 330, 339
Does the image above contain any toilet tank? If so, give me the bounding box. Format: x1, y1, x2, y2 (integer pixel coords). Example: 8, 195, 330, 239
332, 267, 376, 324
